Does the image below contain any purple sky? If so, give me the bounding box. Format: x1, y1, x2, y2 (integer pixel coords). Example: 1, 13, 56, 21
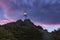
0, 0, 60, 32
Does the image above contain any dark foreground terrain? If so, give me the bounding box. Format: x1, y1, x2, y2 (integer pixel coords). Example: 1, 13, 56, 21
0, 19, 60, 40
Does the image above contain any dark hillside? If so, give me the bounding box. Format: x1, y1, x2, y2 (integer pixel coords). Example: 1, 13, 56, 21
0, 19, 59, 40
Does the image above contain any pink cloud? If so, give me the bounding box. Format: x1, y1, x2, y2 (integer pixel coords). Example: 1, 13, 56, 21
34, 22, 60, 26
34, 22, 60, 32
0, 1, 16, 25
0, 20, 16, 25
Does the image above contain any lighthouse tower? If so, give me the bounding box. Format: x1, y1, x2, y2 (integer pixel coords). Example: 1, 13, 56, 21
23, 10, 28, 19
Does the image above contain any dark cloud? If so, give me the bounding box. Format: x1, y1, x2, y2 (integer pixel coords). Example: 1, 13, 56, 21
26, 0, 60, 24
8, 0, 60, 24
0, 0, 60, 24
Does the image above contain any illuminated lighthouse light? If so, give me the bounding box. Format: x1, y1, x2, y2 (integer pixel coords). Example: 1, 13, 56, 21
24, 12, 27, 16
23, 11, 28, 19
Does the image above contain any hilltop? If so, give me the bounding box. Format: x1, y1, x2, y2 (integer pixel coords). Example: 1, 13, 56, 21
0, 19, 59, 40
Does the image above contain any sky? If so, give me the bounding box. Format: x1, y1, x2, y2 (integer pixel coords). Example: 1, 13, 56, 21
0, 0, 60, 32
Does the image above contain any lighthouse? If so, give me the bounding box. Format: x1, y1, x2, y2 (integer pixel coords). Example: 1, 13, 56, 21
23, 10, 28, 19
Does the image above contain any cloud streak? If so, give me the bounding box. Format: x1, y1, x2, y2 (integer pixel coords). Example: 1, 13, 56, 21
0, 0, 60, 25
0, 0, 16, 25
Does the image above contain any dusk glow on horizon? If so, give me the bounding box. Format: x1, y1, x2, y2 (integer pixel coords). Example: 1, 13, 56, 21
0, 0, 60, 32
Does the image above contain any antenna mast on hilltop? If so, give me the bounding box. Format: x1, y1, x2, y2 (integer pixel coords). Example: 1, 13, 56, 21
23, 10, 28, 19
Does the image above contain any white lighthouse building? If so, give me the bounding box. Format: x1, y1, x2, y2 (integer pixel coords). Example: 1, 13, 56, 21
23, 10, 28, 19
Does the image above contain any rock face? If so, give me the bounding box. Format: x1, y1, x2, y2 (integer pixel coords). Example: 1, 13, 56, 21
43, 30, 51, 40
